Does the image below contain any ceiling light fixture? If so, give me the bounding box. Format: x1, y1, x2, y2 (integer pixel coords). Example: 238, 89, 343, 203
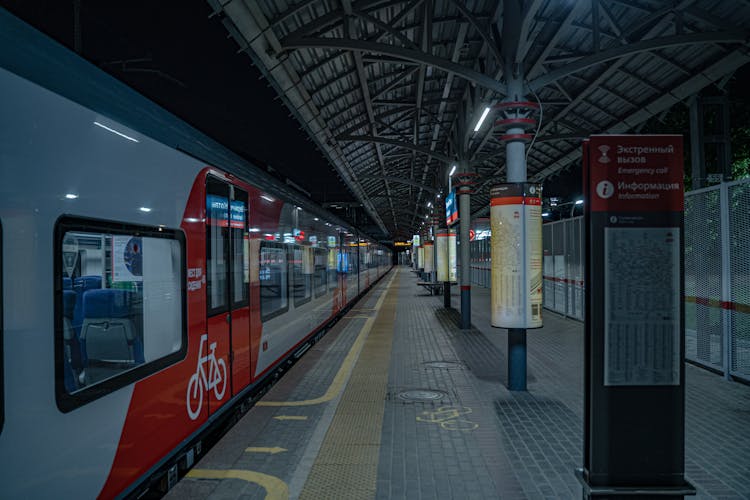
473, 107, 491, 132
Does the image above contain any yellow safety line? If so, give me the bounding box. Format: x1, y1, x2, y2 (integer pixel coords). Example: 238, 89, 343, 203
186, 469, 289, 500
299, 269, 399, 499
257, 271, 396, 407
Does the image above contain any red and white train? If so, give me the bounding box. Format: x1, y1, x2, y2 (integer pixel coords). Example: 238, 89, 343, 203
0, 10, 391, 498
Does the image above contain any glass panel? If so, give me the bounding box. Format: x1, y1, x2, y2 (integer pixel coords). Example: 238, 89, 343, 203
60, 230, 183, 392
260, 242, 288, 320
293, 246, 312, 306
314, 248, 327, 297
206, 179, 229, 314
231, 189, 249, 307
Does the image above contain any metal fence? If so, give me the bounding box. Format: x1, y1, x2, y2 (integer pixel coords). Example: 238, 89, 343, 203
467, 177, 750, 382
685, 178, 750, 381
541, 217, 585, 320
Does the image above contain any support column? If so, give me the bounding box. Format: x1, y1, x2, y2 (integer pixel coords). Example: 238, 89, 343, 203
500, 0, 529, 390
455, 162, 476, 329
432, 216, 440, 294
504, 84, 529, 391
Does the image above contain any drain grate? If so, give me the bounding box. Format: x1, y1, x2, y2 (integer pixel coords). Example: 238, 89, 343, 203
397, 389, 447, 402
423, 361, 464, 370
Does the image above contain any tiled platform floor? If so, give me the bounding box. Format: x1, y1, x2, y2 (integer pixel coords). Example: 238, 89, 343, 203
168, 267, 750, 499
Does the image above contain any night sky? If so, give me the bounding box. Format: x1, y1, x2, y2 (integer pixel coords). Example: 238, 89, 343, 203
0, 0, 354, 205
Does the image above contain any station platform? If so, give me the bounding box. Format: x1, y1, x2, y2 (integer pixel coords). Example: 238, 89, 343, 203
167, 267, 750, 499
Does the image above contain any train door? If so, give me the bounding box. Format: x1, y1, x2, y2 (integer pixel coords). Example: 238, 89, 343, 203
205, 178, 251, 414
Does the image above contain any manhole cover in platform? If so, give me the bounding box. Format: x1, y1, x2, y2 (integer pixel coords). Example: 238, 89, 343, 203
423, 361, 463, 370
397, 389, 447, 402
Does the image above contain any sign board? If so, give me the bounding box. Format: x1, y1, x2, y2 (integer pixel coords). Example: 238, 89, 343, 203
581, 135, 692, 495
423, 242, 434, 274
206, 194, 229, 227
445, 190, 458, 226
229, 200, 246, 229
448, 229, 457, 282
436, 231, 449, 281
588, 135, 683, 385
489, 183, 543, 329
112, 235, 143, 282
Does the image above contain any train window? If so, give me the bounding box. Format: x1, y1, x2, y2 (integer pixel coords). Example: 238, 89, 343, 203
313, 248, 327, 298
292, 246, 312, 306
55, 217, 186, 412
259, 242, 288, 321
231, 188, 249, 308
206, 178, 229, 315
327, 246, 338, 291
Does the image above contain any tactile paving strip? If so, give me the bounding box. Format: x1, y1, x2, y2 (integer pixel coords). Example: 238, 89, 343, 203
299, 272, 399, 500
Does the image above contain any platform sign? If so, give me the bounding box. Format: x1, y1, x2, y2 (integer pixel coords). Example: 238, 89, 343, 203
581, 135, 693, 496
436, 230, 449, 281
448, 229, 457, 283
423, 242, 434, 274
445, 190, 458, 226
489, 183, 543, 329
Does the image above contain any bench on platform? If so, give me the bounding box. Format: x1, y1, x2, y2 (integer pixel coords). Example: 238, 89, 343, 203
417, 281, 453, 295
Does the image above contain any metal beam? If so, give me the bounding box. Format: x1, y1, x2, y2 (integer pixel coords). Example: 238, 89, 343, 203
280, 37, 507, 96
337, 134, 452, 163
530, 30, 747, 91
356, 174, 438, 193
449, 0, 502, 65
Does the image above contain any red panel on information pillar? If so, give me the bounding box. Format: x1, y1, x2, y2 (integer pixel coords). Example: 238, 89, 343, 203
588, 135, 683, 212
489, 183, 543, 329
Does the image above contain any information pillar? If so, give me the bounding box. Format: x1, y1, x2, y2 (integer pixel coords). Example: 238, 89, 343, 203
579, 135, 695, 498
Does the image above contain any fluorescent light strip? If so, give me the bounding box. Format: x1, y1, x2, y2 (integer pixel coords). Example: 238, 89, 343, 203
94, 121, 139, 142
261, 194, 275, 202
473, 107, 491, 132
449, 165, 457, 176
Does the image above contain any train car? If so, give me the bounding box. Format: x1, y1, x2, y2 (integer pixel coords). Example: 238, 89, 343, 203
0, 10, 391, 499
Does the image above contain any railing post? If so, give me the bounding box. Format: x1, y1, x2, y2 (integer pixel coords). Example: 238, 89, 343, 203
720, 180, 732, 380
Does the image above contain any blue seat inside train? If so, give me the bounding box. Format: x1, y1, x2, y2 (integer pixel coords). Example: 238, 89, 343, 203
62, 289, 80, 392
72, 275, 102, 336
80, 289, 144, 384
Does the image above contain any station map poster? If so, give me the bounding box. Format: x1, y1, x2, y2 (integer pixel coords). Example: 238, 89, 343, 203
589, 134, 684, 387
604, 227, 680, 385
448, 230, 457, 282
490, 183, 542, 329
